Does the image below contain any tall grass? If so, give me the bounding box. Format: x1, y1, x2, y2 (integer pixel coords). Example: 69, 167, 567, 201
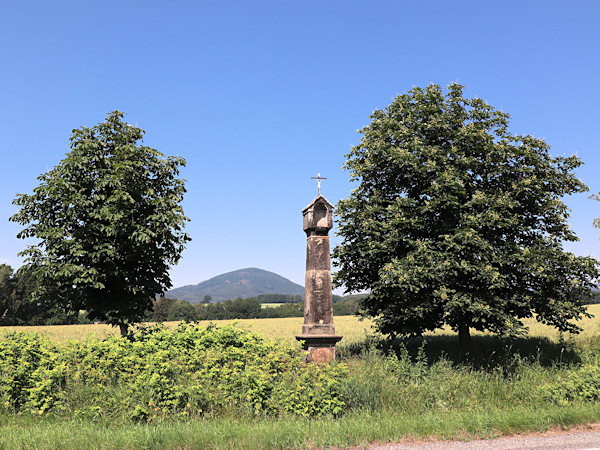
3, 403, 600, 449
339, 336, 571, 413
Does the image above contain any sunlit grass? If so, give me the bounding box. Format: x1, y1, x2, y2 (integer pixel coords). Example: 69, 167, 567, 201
424, 304, 600, 343
0, 315, 376, 344
1, 305, 598, 344
4, 405, 600, 450
0, 322, 119, 343
260, 302, 285, 308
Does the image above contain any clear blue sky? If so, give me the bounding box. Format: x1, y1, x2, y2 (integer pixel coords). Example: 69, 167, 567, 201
1, 1, 599, 291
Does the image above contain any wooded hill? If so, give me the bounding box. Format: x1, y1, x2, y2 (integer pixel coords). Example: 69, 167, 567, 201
165, 268, 305, 303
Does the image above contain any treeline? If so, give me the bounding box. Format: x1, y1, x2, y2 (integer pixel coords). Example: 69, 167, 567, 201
0, 262, 361, 326
0, 264, 82, 326
150, 296, 361, 321
152, 297, 301, 321
254, 294, 302, 304
5, 258, 596, 327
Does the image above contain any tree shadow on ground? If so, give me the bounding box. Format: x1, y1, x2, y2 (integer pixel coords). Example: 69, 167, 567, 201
340, 333, 582, 371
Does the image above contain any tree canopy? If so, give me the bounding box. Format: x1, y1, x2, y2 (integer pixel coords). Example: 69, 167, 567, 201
10, 111, 190, 335
332, 83, 598, 350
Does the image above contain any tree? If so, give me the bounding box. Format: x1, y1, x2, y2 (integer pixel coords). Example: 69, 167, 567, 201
0, 264, 73, 326
152, 297, 175, 322
592, 195, 600, 235
168, 299, 198, 321
202, 294, 212, 304
13, 265, 77, 325
0, 264, 16, 324
226, 297, 261, 319
333, 83, 598, 351
11, 111, 191, 336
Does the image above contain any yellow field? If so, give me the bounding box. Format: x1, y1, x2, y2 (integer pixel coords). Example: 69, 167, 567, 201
1, 305, 599, 344
0, 315, 376, 345
431, 304, 600, 342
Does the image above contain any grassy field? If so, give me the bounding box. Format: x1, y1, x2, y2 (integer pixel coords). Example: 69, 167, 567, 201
0, 315, 377, 344
2, 305, 599, 344
2, 308, 600, 449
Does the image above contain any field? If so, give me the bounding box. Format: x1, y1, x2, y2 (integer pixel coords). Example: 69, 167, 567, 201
260, 302, 286, 308
2, 305, 599, 344
0, 315, 376, 344
2, 308, 600, 449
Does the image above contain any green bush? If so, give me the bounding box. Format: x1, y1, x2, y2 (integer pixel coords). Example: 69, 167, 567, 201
0, 324, 347, 421
6, 325, 600, 427
543, 365, 600, 405
0, 332, 66, 414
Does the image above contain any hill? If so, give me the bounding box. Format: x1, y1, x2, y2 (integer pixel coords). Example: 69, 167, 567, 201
165, 268, 305, 303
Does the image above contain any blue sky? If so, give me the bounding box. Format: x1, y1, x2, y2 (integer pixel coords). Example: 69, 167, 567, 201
1, 1, 599, 291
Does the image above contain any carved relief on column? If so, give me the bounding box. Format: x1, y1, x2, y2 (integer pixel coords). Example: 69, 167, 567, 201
306, 237, 330, 271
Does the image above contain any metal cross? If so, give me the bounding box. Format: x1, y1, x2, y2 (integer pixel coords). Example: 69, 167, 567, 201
311, 173, 327, 195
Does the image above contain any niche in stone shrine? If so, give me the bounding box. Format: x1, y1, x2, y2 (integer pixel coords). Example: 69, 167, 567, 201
314, 203, 328, 228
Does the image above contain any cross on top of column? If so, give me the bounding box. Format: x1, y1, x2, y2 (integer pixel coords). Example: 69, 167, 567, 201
311, 173, 327, 195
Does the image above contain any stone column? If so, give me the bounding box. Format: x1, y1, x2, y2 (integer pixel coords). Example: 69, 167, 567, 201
295, 195, 342, 363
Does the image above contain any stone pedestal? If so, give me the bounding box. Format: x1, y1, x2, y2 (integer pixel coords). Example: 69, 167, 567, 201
295, 194, 342, 363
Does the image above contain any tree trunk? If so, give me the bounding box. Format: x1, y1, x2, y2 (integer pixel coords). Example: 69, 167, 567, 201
458, 324, 471, 354
119, 323, 128, 337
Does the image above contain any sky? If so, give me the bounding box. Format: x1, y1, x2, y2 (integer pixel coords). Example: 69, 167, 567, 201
1, 1, 599, 292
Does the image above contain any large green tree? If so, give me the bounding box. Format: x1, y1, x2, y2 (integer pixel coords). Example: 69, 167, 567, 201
333, 84, 598, 350
11, 111, 190, 335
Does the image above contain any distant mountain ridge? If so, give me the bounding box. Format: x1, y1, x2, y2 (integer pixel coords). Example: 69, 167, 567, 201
165, 268, 305, 303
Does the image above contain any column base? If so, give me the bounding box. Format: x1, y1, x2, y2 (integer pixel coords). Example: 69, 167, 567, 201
295, 334, 343, 363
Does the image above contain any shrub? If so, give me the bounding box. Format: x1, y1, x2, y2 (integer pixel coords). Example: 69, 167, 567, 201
0, 323, 347, 421
543, 365, 600, 405
0, 332, 66, 414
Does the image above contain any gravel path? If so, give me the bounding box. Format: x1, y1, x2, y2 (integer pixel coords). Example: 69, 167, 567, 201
369, 426, 600, 449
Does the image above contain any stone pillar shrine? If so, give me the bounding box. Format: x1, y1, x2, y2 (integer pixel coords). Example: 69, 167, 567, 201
296, 175, 342, 363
